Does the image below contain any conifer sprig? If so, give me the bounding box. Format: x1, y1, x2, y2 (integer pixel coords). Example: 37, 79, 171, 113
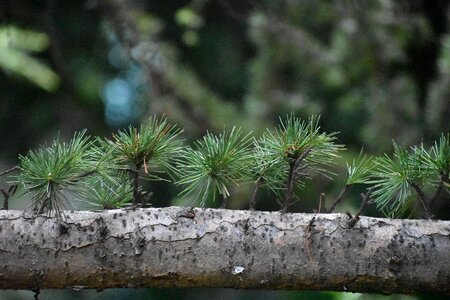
111, 115, 183, 175
370, 147, 418, 217
428, 133, 450, 178
176, 127, 252, 207
257, 115, 344, 212
80, 174, 133, 209
370, 136, 449, 218
259, 115, 343, 172
3, 114, 446, 219
15, 130, 93, 218
108, 115, 183, 205
327, 150, 374, 213
346, 150, 374, 185
248, 140, 288, 209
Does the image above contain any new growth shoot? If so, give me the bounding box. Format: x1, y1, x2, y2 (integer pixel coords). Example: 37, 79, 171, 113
1, 115, 447, 220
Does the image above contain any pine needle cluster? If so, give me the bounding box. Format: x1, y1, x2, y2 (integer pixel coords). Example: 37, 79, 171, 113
12, 116, 183, 217
106, 115, 183, 205
2, 114, 447, 219
176, 127, 253, 207
110, 116, 183, 175
255, 115, 344, 211
15, 131, 93, 217
370, 134, 449, 218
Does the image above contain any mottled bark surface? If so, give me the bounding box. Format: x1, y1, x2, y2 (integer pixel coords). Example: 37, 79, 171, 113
0, 207, 449, 295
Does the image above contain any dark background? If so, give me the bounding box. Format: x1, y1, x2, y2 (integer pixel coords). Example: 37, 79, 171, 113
0, 1, 449, 299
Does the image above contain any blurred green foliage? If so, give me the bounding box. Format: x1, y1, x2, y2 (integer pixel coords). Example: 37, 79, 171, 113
0, 26, 60, 91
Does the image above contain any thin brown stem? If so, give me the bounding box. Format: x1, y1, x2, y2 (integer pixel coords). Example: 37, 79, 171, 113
283, 161, 296, 211
292, 151, 311, 182
356, 187, 373, 217
281, 148, 312, 212
348, 187, 373, 227
249, 177, 262, 210
318, 193, 325, 213
304, 216, 316, 262
0, 185, 16, 210
0, 166, 20, 177
327, 184, 352, 213
1, 188, 9, 210
128, 167, 141, 206
429, 172, 448, 211
68, 170, 96, 183
410, 182, 433, 219
32, 288, 40, 300
220, 196, 227, 209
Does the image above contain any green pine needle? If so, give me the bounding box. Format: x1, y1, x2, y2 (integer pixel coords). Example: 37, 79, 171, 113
176, 127, 253, 205
429, 133, 449, 176
258, 114, 344, 179
370, 153, 411, 217
15, 130, 93, 217
369, 142, 441, 217
346, 149, 374, 185
10, 114, 446, 218
110, 115, 183, 178
251, 140, 288, 196
79, 174, 133, 209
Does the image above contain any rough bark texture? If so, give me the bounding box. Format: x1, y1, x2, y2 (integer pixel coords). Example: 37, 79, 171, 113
0, 207, 449, 295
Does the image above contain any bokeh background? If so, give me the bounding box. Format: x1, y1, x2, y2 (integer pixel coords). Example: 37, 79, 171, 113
0, 0, 449, 299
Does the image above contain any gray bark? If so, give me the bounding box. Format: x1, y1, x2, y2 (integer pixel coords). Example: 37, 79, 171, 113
0, 207, 449, 295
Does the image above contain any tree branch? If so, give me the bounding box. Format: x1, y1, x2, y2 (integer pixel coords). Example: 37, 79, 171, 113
327, 184, 352, 213
0, 207, 449, 295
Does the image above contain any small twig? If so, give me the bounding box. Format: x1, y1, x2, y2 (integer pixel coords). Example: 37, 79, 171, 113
68, 170, 96, 183
429, 172, 448, 211
0, 186, 16, 210
292, 163, 309, 182
32, 288, 40, 300
78, 170, 96, 178
1, 188, 9, 210
143, 156, 148, 174
304, 216, 316, 262
249, 177, 262, 210
8, 184, 18, 194
347, 187, 373, 227
128, 167, 141, 206
283, 161, 297, 211
0, 165, 20, 177
220, 195, 227, 209
345, 211, 353, 219
141, 192, 153, 208
292, 148, 312, 172
327, 184, 352, 213
318, 193, 325, 213
409, 182, 433, 219
282, 148, 312, 212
